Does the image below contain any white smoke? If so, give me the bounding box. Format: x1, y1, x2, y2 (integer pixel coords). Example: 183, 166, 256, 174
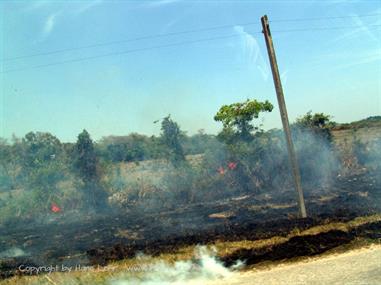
0, 247, 28, 258
110, 246, 243, 285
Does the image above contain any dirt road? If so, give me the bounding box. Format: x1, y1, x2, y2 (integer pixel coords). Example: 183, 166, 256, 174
211, 245, 381, 285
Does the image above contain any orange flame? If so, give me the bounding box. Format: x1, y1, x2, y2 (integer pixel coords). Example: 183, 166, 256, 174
218, 166, 225, 175
228, 162, 237, 170
51, 203, 61, 213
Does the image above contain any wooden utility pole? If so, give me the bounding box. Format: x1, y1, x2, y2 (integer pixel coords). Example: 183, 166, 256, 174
261, 15, 307, 218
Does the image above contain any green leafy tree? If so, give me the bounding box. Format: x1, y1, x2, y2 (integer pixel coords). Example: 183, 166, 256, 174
74, 130, 97, 182
73, 130, 107, 209
181, 130, 218, 155
22, 132, 62, 170
214, 99, 273, 142
293, 112, 338, 186
97, 133, 164, 162
0, 138, 14, 191
20, 132, 66, 212
294, 111, 335, 142
160, 115, 186, 166
212, 100, 274, 193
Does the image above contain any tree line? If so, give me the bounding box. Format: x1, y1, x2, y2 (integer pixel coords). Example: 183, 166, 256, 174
2, 98, 377, 223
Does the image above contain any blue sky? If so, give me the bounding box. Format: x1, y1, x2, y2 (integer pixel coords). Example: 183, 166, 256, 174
1, 0, 380, 142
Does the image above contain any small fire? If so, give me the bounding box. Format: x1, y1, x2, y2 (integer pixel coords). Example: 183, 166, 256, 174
51, 203, 61, 213
227, 162, 237, 170
218, 167, 225, 175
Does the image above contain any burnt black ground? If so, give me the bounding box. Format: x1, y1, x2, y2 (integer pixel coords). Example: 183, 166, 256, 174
222, 221, 381, 267
0, 172, 380, 279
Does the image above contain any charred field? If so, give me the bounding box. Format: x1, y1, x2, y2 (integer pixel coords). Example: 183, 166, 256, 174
1, 118, 380, 283
0, 170, 380, 280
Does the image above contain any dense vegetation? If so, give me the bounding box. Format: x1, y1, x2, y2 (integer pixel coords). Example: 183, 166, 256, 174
0, 102, 379, 223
